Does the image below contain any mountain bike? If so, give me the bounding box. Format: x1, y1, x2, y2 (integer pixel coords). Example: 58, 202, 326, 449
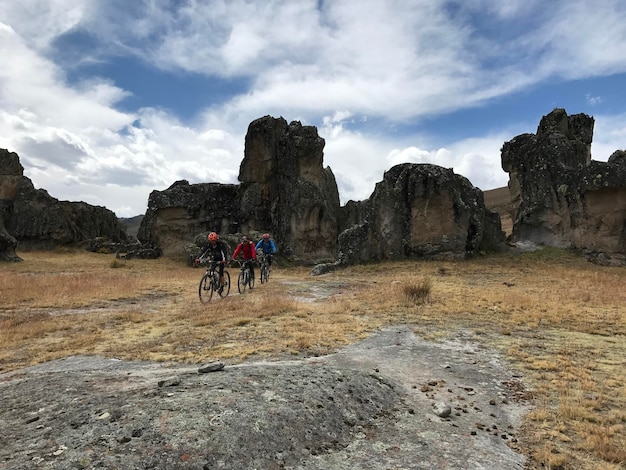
235, 259, 255, 294
259, 254, 270, 284
198, 259, 231, 303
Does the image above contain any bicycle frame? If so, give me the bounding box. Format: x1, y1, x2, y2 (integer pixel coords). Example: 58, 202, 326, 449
235, 259, 254, 293
258, 254, 270, 284
207, 263, 220, 286
198, 257, 230, 303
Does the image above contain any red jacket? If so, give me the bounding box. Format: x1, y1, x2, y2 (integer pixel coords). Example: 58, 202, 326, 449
232, 241, 257, 260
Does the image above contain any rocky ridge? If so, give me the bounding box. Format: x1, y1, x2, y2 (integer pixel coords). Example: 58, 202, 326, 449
3, 109, 625, 266
0, 148, 127, 260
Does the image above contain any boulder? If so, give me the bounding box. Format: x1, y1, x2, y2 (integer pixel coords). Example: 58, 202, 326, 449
501, 109, 626, 260
138, 180, 241, 260
335, 163, 506, 265
483, 186, 516, 238
118, 214, 144, 239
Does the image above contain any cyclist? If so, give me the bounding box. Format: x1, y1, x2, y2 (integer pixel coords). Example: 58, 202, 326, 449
255, 233, 277, 270
195, 232, 229, 291
232, 234, 257, 287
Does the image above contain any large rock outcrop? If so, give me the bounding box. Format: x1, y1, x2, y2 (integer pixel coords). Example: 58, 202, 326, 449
140, 118, 507, 266
0, 148, 128, 256
139, 117, 340, 263
501, 108, 626, 260
0, 149, 22, 261
238, 116, 340, 261
335, 164, 506, 265
138, 180, 240, 259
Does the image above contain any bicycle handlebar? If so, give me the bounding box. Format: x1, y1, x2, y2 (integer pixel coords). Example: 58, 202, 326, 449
232, 259, 256, 268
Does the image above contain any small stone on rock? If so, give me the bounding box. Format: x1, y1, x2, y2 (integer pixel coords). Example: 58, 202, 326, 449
158, 376, 181, 387
199, 361, 225, 373
432, 402, 452, 418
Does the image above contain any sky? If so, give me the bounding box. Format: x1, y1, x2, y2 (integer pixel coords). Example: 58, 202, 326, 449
1, 0, 626, 218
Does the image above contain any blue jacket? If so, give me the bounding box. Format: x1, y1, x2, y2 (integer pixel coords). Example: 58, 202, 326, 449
255, 239, 276, 255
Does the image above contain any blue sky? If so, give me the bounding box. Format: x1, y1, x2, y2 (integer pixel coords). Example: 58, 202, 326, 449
1, 0, 626, 217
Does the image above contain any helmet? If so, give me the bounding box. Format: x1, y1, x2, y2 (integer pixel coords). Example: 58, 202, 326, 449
262, 233, 270, 240
208, 232, 218, 242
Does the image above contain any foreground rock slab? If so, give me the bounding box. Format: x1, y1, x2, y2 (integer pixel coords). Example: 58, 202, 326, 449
0, 326, 530, 469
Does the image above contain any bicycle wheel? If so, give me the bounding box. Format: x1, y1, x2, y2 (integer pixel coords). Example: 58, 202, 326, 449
238, 269, 248, 294
219, 270, 231, 297
198, 273, 214, 303
260, 265, 269, 284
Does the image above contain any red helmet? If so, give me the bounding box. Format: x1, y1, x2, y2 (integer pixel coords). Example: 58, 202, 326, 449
208, 232, 218, 242
262, 233, 270, 240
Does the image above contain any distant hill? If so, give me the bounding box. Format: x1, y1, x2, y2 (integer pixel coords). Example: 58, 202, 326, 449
118, 215, 144, 239
483, 186, 514, 237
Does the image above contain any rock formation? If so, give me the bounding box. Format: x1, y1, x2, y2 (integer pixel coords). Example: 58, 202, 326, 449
140, 118, 506, 266
139, 116, 340, 263
238, 116, 340, 261
6, 108, 626, 267
0, 149, 22, 261
501, 108, 626, 262
483, 186, 515, 237
335, 164, 505, 266
609, 149, 626, 168
138, 180, 241, 259
0, 148, 128, 258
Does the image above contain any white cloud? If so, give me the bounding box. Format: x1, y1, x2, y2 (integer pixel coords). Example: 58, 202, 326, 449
0, 1, 85, 51
1, 0, 626, 219
323, 120, 518, 205
586, 94, 603, 106
385, 134, 514, 192
591, 113, 626, 161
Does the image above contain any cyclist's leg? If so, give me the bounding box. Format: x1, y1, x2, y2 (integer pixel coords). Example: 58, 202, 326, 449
216, 261, 225, 292
218, 261, 225, 285
249, 260, 255, 280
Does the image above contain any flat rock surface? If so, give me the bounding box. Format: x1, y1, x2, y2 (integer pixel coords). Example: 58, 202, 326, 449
0, 326, 531, 469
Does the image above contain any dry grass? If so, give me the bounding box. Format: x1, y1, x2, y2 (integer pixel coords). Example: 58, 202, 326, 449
1, 248, 625, 469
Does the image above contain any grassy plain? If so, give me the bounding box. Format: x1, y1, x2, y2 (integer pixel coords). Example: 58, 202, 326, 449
1, 249, 625, 469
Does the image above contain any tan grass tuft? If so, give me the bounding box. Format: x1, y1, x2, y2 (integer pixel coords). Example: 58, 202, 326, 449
402, 277, 432, 304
